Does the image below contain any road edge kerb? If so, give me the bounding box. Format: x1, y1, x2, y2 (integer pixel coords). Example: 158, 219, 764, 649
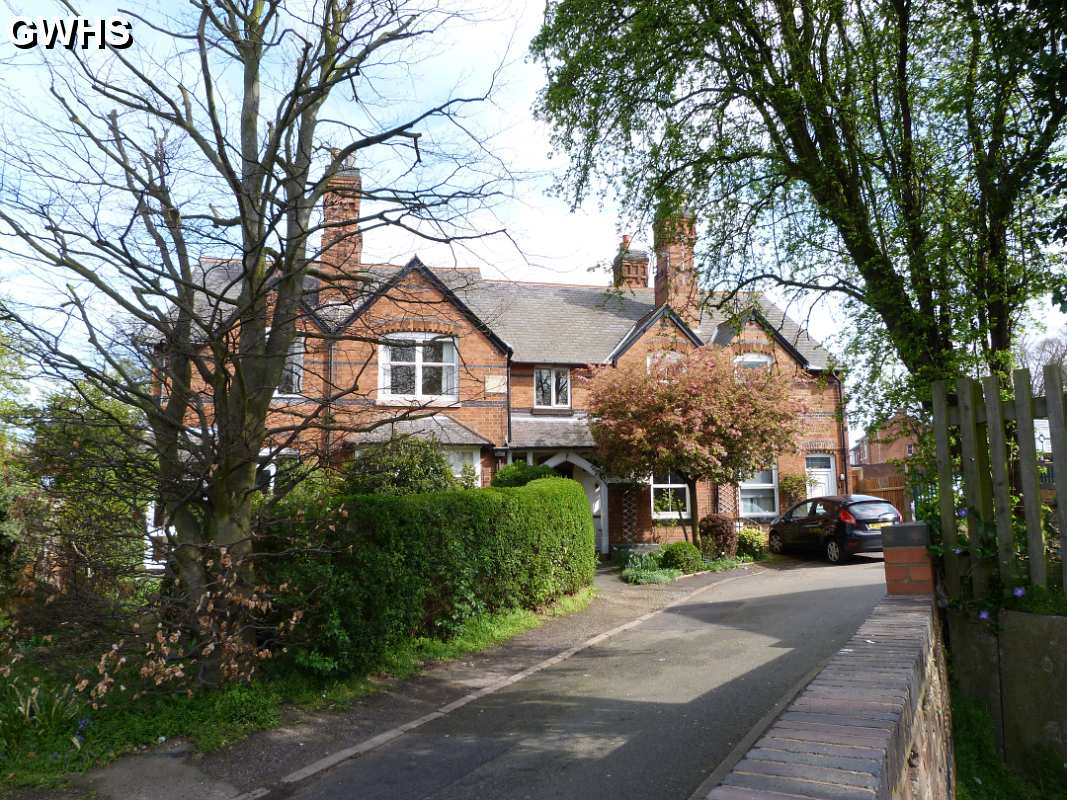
229, 566, 767, 800
684, 651, 836, 800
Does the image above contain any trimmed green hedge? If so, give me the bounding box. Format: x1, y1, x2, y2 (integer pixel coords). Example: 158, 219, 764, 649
490, 462, 557, 487
265, 477, 595, 676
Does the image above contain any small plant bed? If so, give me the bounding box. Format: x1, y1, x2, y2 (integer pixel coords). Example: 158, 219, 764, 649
953, 689, 1067, 800
620, 540, 762, 585
0, 587, 595, 788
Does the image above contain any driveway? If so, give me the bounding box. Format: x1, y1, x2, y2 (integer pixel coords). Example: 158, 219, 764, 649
59, 556, 886, 800
286, 557, 886, 800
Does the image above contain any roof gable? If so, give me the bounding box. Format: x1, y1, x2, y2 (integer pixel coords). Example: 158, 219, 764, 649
711, 305, 822, 370
607, 304, 704, 362
325, 257, 512, 355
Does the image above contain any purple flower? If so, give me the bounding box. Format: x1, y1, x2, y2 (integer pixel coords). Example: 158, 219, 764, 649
978, 610, 990, 621
952, 547, 963, 555
1013, 587, 1026, 598
957, 508, 968, 518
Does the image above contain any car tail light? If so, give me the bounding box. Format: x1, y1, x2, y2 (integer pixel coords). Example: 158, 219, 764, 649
839, 508, 857, 524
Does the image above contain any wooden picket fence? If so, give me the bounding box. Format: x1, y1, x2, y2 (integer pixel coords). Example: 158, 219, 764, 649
931, 365, 1067, 599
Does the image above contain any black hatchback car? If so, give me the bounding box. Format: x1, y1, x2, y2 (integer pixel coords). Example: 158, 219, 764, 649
768, 495, 902, 564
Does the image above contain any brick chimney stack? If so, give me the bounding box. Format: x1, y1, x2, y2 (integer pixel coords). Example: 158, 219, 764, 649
654, 212, 698, 323
612, 234, 650, 289
321, 150, 362, 274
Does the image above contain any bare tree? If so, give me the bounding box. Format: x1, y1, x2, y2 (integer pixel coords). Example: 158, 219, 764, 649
1018, 327, 1067, 394
0, 0, 508, 683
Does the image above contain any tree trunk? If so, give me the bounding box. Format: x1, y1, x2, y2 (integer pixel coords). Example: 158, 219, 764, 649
687, 477, 700, 550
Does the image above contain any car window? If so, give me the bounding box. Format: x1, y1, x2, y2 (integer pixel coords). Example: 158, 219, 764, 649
850, 501, 898, 520
785, 502, 809, 520
810, 500, 832, 517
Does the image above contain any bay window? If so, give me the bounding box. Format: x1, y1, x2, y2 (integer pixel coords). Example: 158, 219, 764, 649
380, 333, 458, 401
534, 367, 570, 408
444, 447, 481, 482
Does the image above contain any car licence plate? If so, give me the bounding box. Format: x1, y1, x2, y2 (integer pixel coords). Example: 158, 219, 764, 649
868, 522, 889, 530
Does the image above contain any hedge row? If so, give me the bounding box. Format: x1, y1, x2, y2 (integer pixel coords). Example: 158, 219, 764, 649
264, 477, 596, 676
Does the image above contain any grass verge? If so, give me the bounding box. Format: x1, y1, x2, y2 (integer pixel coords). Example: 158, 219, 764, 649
1, 586, 596, 788
954, 690, 1067, 800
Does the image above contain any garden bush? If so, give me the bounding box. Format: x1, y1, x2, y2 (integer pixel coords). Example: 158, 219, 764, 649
490, 462, 557, 487
263, 477, 595, 676
699, 513, 738, 558
659, 540, 702, 573
342, 436, 457, 496
737, 527, 768, 561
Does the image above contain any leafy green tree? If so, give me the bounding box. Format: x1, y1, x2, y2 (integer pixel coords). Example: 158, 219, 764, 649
533, 0, 1066, 406
19, 383, 156, 595
344, 437, 457, 497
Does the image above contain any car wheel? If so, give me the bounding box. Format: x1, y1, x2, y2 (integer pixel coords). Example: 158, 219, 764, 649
825, 538, 845, 564
768, 531, 785, 554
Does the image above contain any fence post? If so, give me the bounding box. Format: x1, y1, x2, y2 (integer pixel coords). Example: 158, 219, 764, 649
932, 380, 960, 597
957, 377, 994, 537
1013, 368, 1046, 587
982, 375, 1015, 595
1044, 364, 1067, 593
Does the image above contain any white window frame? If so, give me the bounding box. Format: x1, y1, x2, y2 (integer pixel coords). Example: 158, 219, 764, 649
276, 334, 305, 397
734, 352, 773, 369
256, 448, 300, 494
651, 469, 691, 521
534, 367, 571, 409
739, 466, 779, 519
377, 332, 459, 404
443, 447, 482, 482
507, 450, 535, 465
647, 351, 684, 373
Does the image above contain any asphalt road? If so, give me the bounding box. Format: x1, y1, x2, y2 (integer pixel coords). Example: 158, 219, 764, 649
288, 557, 887, 800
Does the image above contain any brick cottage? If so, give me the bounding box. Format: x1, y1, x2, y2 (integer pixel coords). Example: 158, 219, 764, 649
200, 163, 848, 555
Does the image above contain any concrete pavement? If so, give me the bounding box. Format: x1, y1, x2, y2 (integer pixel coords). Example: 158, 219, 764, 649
45, 556, 885, 800
283, 557, 886, 800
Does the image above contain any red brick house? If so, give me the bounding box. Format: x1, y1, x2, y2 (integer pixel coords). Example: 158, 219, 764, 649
206, 165, 848, 555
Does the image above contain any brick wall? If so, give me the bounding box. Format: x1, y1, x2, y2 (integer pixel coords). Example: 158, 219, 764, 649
706, 596, 954, 800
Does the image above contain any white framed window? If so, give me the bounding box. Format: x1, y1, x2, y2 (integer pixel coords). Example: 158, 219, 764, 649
378, 333, 458, 402
534, 367, 570, 408
740, 467, 778, 518
277, 335, 305, 396
444, 447, 481, 481
735, 352, 773, 369
256, 449, 300, 495
651, 468, 690, 520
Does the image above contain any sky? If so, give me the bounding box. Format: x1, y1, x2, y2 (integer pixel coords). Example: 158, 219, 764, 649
1, 0, 1065, 437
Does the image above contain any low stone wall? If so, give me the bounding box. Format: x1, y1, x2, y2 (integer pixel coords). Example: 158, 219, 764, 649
948, 607, 1067, 770
706, 596, 954, 800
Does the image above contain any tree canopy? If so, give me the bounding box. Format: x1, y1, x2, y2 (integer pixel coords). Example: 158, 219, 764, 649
533, 0, 1067, 412
586, 347, 802, 541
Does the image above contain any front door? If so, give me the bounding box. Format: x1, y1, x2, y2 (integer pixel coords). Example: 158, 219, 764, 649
805, 454, 836, 497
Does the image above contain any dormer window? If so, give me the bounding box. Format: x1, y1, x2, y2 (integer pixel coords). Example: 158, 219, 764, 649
534, 367, 570, 408
379, 333, 458, 402
735, 352, 773, 369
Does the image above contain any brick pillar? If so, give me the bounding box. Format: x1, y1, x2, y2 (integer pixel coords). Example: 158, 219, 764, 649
883, 522, 934, 595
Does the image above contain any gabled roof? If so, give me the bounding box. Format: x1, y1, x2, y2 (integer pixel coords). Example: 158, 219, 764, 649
191, 258, 834, 370
606, 304, 704, 362
328, 257, 512, 355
